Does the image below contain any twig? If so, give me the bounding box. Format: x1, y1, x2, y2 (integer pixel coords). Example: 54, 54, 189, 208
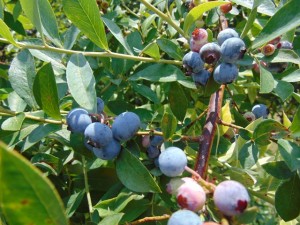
218, 119, 250, 131
185, 108, 208, 130
82, 156, 93, 215
225, 85, 242, 113
127, 215, 170, 225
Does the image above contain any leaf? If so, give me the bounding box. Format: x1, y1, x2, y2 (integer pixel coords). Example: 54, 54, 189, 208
0, 142, 69, 225
290, 107, 300, 137
0, 0, 3, 19
183, 1, 227, 34
8, 50, 38, 109
282, 69, 300, 83
22, 124, 62, 151
4, 11, 26, 36
251, 0, 300, 49
62, 0, 108, 50
0, 19, 19, 47
231, 0, 276, 16
275, 174, 300, 221
220, 102, 233, 135
253, 119, 288, 145
63, 25, 80, 50
98, 213, 124, 225
131, 83, 159, 104
31, 153, 63, 175
102, 17, 133, 55
156, 39, 183, 60
259, 49, 300, 65
116, 149, 161, 193
238, 141, 259, 169
1, 113, 25, 131
142, 42, 160, 60
282, 111, 292, 128
240, 1, 258, 39
33, 63, 61, 120
129, 64, 187, 82
19, 0, 61, 46
65, 191, 85, 218
66, 54, 97, 113
273, 80, 294, 102
259, 64, 274, 94
278, 139, 300, 172
161, 112, 177, 140
169, 82, 188, 121
262, 161, 293, 180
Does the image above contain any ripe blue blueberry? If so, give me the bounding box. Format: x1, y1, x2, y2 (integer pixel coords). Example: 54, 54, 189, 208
183, 51, 204, 74
97, 97, 105, 113
199, 42, 221, 64
147, 145, 161, 159
67, 108, 92, 134
167, 209, 203, 225
84, 122, 113, 148
213, 180, 250, 216
251, 104, 268, 119
213, 63, 238, 84
92, 138, 121, 160
158, 147, 187, 177
112, 112, 141, 141
221, 37, 246, 63
192, 69, 210, 86
277, 41, 293, 49
217, 28, 239, 46
150, 134, 164, 147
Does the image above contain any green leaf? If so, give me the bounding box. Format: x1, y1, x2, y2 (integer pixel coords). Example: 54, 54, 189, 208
0, 0, 3, 19
0, 19, 19, 47
231, 0, 276, 16
169, 82, 188, 121
275, 174, 300, 221
116, 149, 161, 193
33, 63, 61, 120
22, 124, 62, 151
183, 1, 227, 35
31, 153, 63, 175
8, 50, 38, 109
161, 112, 177, 140
131, 83, 159, 104
66, 54, 97, 113
278, 139, 300, 172
259, 49, 300, 65
65, 191, 85, 218
253, 119, 288, 145
4, 11, 26, 36
262, 161, 293, 180
273, 80, 294, 102
0, 142, 69, 225
102, 17, 133, 55
252, 0, 300, 49
290, 107, 300, 137
238, 141, 259, 169
62, 0, 108, 50
98, 213, 124, 225
19, 0, 61, 46
156, 39, 183, 60
1, 113, 25, 131
259, 64, 274, 94
142, 42, 160, 60
129, 64, 187, 82
220, 102, 233, 135
240, 2, 258, 39
282, 69, 300, 83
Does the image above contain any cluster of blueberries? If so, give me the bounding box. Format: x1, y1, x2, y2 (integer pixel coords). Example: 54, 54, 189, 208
157, 146, 250, 225
142, 130, 164, 164
66, 97, 141, 160
183, 28, 246, 86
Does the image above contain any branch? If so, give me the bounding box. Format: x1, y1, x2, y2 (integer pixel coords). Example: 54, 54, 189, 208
127, 215, 170, 225
0, 38, 182, 66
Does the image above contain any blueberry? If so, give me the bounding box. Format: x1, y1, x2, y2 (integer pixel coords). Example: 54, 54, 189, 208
158, 147, 187, 177
67, 108, 92, 134
217, 28, 239, 46
199, 42, 221, 64
267, 62, 288, 73
251, 104, 268, 119
277, 41, 293, 49
261, 44, 275, 56
146, 145, 160, 159
92, 138, 121, 160
150, 134, 164, 147
84, 122, 113, 148
213, 180, 250, 216
167, 209, 202, 225
182, 51, 204, 74
177, 178, 206, 211
97, 97, 105, 113
190, 28, 208, 52
192, 69, 211, 86
243, 112, 256, 122
213, 63, 238, 84
221, 37, 246, 63
112, 112, 141, 141
268, 36, 281, 45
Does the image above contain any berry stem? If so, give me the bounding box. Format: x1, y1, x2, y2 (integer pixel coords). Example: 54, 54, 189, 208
218, 119, 252, 132
82, 156, 94, 215
128, 214, 170, 225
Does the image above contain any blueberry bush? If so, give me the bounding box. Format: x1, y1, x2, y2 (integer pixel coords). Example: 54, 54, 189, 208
0, 0, 300, 224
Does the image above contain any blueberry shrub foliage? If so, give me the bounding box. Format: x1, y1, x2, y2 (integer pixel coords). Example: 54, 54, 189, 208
0, 0, 300, 224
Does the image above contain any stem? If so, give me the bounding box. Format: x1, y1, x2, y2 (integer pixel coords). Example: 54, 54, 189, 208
127, 215, 170, 225
138, 0, 187, 39
185, 166, 216, 192
185, 108, 208, 130
218, 119, 250, 131
82, 156, 93, 215
0, 38, 182, 66
247, 189, 275, 205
